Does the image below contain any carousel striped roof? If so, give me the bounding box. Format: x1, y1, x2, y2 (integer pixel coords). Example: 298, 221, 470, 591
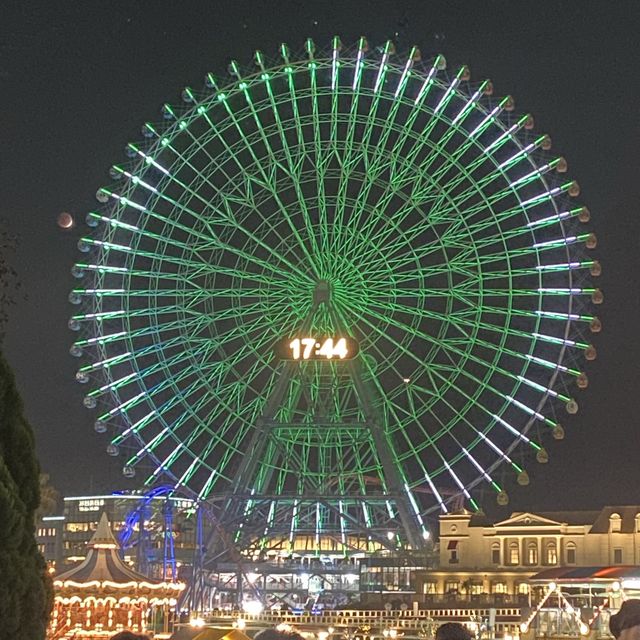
54, 512, 179, 589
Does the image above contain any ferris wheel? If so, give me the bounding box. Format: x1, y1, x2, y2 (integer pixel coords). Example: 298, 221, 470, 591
69, 37, 600, 549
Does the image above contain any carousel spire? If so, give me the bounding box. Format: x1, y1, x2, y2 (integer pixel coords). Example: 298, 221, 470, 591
89, 511, 119, 549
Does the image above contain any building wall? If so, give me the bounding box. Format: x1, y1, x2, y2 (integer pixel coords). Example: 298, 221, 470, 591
37, 492, 198, 579
36, 516, 64, 568
415, 507, 640, 601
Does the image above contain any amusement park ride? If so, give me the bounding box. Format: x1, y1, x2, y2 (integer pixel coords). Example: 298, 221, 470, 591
68, 36, 600, 613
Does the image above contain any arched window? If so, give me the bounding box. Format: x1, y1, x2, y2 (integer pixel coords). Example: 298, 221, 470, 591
527, 541, 538, 565
492, 542, 501, 564
509, 541, 519, 564
566, 542, 577, 564
546, 542, 558, 565
492, 581, 507, 594
610, 513, 622, 532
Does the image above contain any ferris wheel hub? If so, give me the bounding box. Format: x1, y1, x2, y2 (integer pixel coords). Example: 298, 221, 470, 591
313, 279, 332, 304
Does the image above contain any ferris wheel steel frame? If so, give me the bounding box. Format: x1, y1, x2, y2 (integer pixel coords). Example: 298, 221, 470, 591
69, 36, 601, 561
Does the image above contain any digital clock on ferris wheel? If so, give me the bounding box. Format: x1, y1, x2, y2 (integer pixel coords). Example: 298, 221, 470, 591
276, 337, 359, 360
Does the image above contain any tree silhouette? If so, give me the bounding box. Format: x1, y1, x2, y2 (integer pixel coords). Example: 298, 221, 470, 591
0, 187, 51, 640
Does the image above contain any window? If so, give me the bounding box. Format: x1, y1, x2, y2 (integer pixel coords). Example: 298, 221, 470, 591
491, 543, 500, 565
566, 542, 577, 565
423, 581, 437, 594
614, 548, 623, 564
546, 542, 558, 565
448, 540, 459, 564
492, 581, 507, 594
610, 513, 622, 533
516, 582, 530, 594
445, 580, 460, 594
469, 582, 484, 595
509, 542, 519, 564
527, 542, 538, 565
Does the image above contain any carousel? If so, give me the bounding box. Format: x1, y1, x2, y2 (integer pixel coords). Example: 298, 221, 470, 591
49, 512, 185, 639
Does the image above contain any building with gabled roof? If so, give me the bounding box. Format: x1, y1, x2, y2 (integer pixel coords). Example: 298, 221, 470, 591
414, 506, 640, 606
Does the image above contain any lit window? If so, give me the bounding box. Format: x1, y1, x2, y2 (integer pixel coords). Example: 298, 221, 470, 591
445, 580, 460, 594
492, 582, 507, 594
423, 582, 437, 594
517, 582, 530, 594
527, 542, 538, 565
509, 542, 519, 564
546, 543, 558, 565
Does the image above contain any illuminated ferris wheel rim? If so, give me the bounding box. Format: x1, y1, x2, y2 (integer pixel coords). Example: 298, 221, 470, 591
69, 36, 600, 519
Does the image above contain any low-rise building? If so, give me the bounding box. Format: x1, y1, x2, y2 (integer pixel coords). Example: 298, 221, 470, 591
37, 491, 198, 579
415, 506, 640, 605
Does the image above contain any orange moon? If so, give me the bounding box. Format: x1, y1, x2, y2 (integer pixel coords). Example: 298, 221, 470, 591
57, 212, 74, 229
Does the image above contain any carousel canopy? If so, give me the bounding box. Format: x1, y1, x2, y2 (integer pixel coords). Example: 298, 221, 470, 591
53, 512, 184, 595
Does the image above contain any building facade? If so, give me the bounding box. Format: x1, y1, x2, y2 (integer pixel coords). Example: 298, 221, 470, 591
37, 492, 197, 579
415, 506, 640, 605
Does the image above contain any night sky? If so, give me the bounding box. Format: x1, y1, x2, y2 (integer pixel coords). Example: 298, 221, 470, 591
2, 1, 639, 517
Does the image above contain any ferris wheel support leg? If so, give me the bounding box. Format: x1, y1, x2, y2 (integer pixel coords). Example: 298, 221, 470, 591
347, 359, 425, 550
224, 302, 321, 502
187, 505, 205, 614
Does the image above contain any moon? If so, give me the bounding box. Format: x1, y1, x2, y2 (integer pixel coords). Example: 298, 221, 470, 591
57, 212, 75, 229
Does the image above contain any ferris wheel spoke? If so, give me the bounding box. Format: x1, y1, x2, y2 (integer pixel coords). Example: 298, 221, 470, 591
423, 356, 558, 444
152, 127, 317, 284
238, 84, 326, 273
338, 78, 482, 260
359, 304, 560, 433
432, 142, 566, 226
336, 57, 450, 256
133, 378, 264, 475
217, 100, 324, 278
430, 361, 547, 459
384, 392, 483, 511
75, 313, 211, 353
184, 397, 264, 485
330, 41, 368, 259
332, 64, 394, 255
362, 298, 578, 406
308, 57, 336, 262
261, 68, 326, 268
337, 100, 415, 256
362, 295, 588, 364
96, 193, 312, 286
395, 364, 539, 487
